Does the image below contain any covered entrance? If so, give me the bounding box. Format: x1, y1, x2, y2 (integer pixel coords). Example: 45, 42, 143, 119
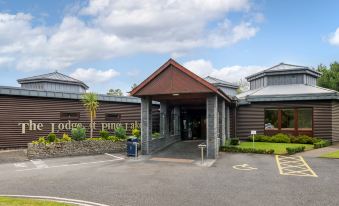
130, 59, 234, 159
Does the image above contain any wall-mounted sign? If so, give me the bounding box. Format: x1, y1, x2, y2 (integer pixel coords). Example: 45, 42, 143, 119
18, 120, 140, 134
251, 130, 257, 135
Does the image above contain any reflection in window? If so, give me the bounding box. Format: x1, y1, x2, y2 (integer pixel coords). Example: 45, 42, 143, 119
265, 109, 278, 130
281, 109, 294, 129
298, 108, 312, 130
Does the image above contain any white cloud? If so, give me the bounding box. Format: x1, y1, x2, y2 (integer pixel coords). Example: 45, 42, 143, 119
183, 59, 265, 83
70, 68, 120, 83
328, 27, 339, 46
0, 0, 262, 71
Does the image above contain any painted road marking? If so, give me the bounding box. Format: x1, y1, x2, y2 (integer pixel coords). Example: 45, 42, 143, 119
275, 155, 318, 177
104, 153, 124, 160
30, 159, 48, 169
13, 163, 27, 168
0, 195, 109, 206
150, 157, 194, 163
17, 158, 123, 172
232, 164, 258, 171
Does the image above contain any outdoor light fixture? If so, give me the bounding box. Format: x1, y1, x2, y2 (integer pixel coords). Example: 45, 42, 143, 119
172, 93, 180, 96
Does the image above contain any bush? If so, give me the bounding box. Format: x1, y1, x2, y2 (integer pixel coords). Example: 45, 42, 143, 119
47, 133, 57, 143
114, 126, 127, 139
286, 146, 305, 155
220, 146, 274, 154
271, 133, 291, 143
314, 140, 331, 149
152, 132, 161, 139
99, 130, 110, 140
294, 135, 315, 144
32, 136, 46, 145
230, 138, 239, 145
106, 136, 124, 142
132, 128, 140, 138
71, 126, 86, 141
249, 134, 267, 142
61, 133, 72, 142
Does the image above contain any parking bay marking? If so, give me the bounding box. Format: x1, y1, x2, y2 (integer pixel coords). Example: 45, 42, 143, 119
275, 155, 318, 177
233, 164, 258, 171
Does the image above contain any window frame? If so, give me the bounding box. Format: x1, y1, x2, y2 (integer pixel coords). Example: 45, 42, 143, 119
60, 112, 80, 121
105, 113, 121, 121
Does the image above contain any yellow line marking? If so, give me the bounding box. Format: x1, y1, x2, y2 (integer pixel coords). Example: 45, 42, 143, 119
275, 155, 318, 177
149, 157, 194, 163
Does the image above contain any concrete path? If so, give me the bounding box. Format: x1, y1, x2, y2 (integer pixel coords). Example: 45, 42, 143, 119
299, 143, 339, 157
0, 149, 28, 164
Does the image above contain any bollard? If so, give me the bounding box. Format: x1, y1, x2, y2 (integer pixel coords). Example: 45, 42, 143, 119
198, 143, 207, 165
134, 142, 138, 159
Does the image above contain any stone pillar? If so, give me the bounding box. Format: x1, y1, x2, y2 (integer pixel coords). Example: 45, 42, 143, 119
226, 106, 230, 139
173, 106, 180, 136
218, 98, 226, 146
160, 102, 167, 138
141, 97, 152, 155
206, 95, 218, 159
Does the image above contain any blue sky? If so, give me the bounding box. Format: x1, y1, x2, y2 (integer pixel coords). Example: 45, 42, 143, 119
0, 0, 338, 94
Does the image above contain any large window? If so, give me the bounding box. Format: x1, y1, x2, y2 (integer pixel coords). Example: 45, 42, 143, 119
264, 108, 313, 135
281, 109, 294, 130
264, 109, 278, 130
60, 112, 80, 120
298, 108, 313, 130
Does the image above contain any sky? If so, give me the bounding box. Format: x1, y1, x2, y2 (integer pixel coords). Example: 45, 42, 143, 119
0, 0, 338, 94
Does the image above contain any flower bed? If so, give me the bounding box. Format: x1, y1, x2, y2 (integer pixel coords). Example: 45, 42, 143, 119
27, 139, 126, 159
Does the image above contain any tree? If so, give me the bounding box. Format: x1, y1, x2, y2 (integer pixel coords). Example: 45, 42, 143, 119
317, 62, 339, 91
236, 78, 250, 94
107, 89, 123, 96
81, 92, 99, 138
131, 83, 138, 91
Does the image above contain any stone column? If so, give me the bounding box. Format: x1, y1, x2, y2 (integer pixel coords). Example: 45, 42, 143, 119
141, 97, 152, 155
226, 106, 230, 139
173, 106, 180, 136
218, 98, 226, 146
206, 95, 218, 159
160, 102, 167, 138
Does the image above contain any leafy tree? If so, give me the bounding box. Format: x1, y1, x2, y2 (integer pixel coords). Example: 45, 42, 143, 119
107, 89, 123, 96
81, 92, 99, 138
317, 62, 339, 91
236, 78, 250, 94
131, 83, 138, 91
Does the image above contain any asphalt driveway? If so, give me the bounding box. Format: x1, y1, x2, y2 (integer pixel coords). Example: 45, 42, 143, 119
0, 152, 338, 206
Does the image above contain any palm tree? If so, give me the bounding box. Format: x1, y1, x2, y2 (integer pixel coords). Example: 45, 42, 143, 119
81, 92, 99, 138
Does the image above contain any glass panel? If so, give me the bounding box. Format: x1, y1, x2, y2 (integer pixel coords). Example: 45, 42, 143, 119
264, 109, 278, 130
281, 109, 294, 129
298, 108, 312, 130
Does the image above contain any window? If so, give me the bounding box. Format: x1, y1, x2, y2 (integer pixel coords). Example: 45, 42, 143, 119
281, 109, 294, 130
105, 113, 121, 121
60, 112, 80, 120
264, 109, 278, 130
298, 108, 312, 130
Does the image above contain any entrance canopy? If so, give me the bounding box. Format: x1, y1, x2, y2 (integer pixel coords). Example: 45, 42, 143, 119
130, 59, 231, 104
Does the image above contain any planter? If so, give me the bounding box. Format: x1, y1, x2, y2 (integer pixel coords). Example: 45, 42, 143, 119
27, 140, 126, 159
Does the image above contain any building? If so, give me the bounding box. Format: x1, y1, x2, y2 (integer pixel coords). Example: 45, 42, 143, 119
0, 59, 338, 159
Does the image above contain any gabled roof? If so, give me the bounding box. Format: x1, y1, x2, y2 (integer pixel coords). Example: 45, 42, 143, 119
130, 59, 231, 102
204, 76, 239, 89
246, 63, 321, 81
17, 71, 89, 89
236, 84, 339, 104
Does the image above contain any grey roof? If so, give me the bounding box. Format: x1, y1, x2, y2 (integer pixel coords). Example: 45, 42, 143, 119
204, 76, 239, 89
246, 63, 321, 81
0, 86, 144, 104
236, 84, 339, 104
17, 71, 89, 89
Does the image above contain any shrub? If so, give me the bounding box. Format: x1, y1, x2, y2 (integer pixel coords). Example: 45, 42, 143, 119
220, 146, 274, 154
132, 128, 140, 138
314, 140, 331, 149
249, 134, 267, 142
32, 136, 46, 145
61, 133, 72, 142
152, 132, 161, 139
114, 126, 127, 139
230, 138, 239, 145
47, 133, 57, 143
71, 126, 86, 141
295, 135, 314, 144
286, 146, 305, 155
271, 133, 291, 143
99, 130, 110, 140
106, 136, 123, 142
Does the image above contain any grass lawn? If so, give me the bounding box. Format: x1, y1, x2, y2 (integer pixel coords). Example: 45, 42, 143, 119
0, 197, 73, 206
237, 142, 314, 155
320, 150, 339, 159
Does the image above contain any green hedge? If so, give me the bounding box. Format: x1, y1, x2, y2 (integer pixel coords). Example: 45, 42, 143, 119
220, 146, 274, 154
286, 146, 305, 155
249, 133, 326, 145
314, 140, 331, 149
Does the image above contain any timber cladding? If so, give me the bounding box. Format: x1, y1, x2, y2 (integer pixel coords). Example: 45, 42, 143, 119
0, 95, 159, 149
236, 100, 335, 141
333, 101, 339, 142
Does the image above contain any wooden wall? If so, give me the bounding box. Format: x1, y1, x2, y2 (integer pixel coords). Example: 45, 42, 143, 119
333, 101, 339, 142
236, 101, 334, 141
0, 95, 159, 149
